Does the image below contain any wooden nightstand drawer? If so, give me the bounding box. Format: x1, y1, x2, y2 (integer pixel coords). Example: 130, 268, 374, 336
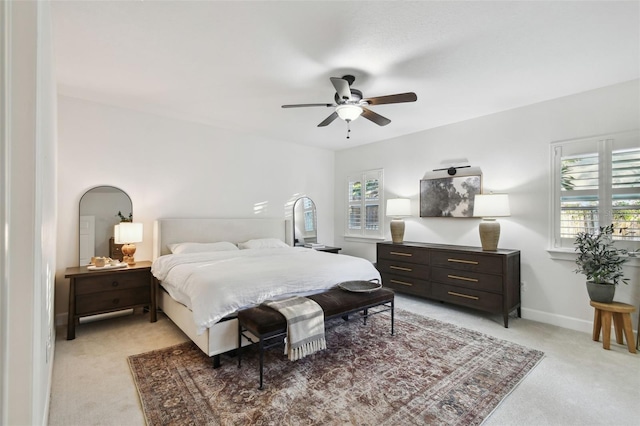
378, 244, 429, 264
76, 287, 150, 315
431, 283, 502, 312
431, 267, 502, 293
430, 250, 502, 274
74, 271, 149, 295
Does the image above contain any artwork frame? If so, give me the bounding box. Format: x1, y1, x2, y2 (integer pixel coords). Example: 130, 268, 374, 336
420, 174, 482, 217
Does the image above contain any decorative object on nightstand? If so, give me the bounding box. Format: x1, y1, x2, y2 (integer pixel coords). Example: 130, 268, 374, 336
386, 198, 411, 243
473, 193, 510, 251
115, 222, 143, 265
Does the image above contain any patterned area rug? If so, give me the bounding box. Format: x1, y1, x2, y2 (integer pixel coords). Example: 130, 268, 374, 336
129, 310, 543, 425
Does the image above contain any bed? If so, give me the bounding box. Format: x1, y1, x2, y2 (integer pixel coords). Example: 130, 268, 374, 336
152, 218, 381, 361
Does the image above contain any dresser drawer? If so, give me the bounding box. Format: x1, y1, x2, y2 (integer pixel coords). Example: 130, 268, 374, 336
380, 272, 430, 298
378, 244, 429, 264
75, 271, 149, 295
431, 267, 502, 293
431, 283, 502, 312
377, 259, 429, 280
75, 287, 150, 315
430, 250, 502, 274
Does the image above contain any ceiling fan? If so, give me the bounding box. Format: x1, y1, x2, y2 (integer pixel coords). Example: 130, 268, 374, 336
282, 75, 417, 137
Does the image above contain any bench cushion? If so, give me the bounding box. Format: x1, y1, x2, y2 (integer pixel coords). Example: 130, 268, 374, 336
238, 287, 394, 335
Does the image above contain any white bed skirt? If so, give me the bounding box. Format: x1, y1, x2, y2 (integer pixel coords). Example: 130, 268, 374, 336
159, 288, 254, 356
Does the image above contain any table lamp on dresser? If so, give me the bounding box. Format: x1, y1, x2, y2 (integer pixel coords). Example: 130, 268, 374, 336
473, 193, 510, 251
386, 198, 411, 244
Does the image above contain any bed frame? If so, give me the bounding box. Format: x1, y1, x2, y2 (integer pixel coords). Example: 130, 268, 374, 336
152, 218, 290, 364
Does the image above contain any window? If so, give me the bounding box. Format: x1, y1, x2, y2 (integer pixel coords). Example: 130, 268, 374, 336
346, 169, 384, 239
551, 130, 640, 250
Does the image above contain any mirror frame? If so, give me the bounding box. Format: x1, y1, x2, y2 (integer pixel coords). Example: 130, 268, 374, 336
79, 185, 132, 265
292, 197, 317, 246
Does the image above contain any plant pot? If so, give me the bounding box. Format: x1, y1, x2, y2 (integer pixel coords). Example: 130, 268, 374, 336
586, 281, 616, 303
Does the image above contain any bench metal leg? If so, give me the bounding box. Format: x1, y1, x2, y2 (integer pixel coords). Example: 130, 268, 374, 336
391, 299, 395, 335
237, 322, 242, 368
212, 354, 221, 369
259, 338, 264, 390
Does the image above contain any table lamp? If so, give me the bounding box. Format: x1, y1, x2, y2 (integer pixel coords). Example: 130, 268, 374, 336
386, 198, 411, 243
114, 222, 143, 264
473, 193, 510, 251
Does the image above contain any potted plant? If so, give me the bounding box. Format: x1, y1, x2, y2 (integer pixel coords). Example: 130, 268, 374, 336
574, 224, 629, 303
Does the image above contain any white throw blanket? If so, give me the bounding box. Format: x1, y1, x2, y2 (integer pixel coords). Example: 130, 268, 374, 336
264, 296, 326, 361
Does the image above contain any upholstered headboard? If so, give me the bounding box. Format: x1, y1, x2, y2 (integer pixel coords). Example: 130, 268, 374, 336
153, 218, 288, 258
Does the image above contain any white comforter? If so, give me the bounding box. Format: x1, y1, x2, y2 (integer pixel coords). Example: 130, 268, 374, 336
151, 247, 381, 334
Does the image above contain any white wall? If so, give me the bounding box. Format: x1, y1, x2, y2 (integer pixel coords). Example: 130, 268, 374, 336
1, 1, 57, 424
334, 80, 640, 333
55, 96, 335, 318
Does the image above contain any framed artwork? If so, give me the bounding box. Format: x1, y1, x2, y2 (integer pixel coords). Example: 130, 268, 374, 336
420, 174, 482, 217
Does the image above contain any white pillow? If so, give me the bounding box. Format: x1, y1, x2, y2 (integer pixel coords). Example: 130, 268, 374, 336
169, 241, 239, 254
237, 238, 289, 249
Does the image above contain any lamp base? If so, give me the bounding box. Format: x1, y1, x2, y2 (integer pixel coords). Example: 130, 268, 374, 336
122, 244, 137, 265
390, 219, 405, 244
479, 219, 500, 251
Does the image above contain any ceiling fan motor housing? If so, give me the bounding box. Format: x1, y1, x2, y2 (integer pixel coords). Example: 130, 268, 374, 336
335, 89, 363, 105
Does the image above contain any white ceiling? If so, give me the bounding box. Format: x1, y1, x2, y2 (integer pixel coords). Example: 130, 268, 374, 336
51, 1, 639, 151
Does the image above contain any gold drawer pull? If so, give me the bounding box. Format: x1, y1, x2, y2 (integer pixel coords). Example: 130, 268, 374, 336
390, 251, 412, 257
447, 258, 478, 265
447, 274, 478, 283
390, 265, 413, 272
447, 291, 479, 300
390, 279, 413, 287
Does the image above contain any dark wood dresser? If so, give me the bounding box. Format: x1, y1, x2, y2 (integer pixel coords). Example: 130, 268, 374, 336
377, 242, 521, 327
64, 261, 156, 339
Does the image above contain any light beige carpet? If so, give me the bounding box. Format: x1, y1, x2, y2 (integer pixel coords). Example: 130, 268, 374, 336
128, 310, 544, 425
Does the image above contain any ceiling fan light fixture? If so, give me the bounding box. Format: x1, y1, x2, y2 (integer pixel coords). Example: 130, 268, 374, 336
336, 104, 363, 122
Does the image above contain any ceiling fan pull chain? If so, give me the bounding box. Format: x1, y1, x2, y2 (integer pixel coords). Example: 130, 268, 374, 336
346, 121, 351, 139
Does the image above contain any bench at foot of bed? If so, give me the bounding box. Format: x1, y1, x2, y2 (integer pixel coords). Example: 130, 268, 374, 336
237, 286, 394, 389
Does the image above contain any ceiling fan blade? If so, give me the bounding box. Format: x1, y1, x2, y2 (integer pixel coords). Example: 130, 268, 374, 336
330, 77, 352, 101
364, 92, 417, 106
362, 107, 391, 126
282, 103, 335, 108
317, 111, 339, 127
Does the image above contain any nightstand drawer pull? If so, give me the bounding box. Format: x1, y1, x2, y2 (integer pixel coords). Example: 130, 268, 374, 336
390, 279, 413, 287
112, 298, 120, 305
390, 265, 413, 272
447, 274, 478, 283
112, 281, 119, 287
447, 291, 479, 300
447, 258, 479, 265
390, 251, 412, 257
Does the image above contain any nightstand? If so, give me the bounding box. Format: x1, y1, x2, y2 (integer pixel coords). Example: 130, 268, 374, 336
64, 261, 156, 340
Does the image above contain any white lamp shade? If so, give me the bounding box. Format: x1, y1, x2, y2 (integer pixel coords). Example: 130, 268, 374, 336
386, 198, 411, 217
473, 194, 511, 218
336, 104, 363, 121
114, 222, 143, 244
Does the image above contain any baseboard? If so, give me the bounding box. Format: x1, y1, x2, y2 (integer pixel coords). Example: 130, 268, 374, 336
521, 307, 594, 334
55, 313, 66, 327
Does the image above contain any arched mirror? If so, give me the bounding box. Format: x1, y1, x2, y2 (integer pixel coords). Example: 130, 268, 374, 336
79, 186, 132, 265
292, 197, 317, 246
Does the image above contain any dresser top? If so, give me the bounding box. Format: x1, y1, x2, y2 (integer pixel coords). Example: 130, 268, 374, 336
378, 241, 520, 256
